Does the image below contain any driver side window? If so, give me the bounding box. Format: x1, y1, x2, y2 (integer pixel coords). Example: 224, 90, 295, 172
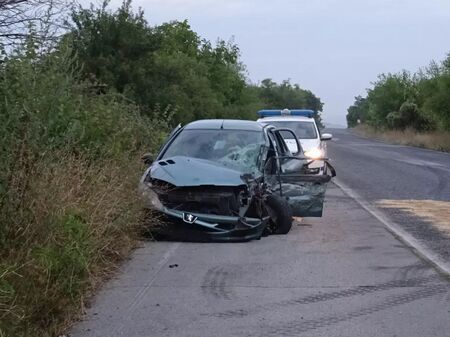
274, 132, 290, 155
272, 131, 306, 174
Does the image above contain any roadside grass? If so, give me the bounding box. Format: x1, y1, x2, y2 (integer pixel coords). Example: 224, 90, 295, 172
0, 44, 168, 336
353, 125, 450, 152
0, 153, 154, 337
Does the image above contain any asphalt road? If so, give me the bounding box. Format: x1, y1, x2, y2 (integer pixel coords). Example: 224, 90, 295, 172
326, 129, 450, 263
326, 128, 450, 201
70, 130, 450, 337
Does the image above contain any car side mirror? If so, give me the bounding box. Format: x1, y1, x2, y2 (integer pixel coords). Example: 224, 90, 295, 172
141, 153, 154, 165
321, 133, 332, 141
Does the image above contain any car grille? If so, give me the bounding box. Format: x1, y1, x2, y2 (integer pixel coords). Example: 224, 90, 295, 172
159, 186, 241, 216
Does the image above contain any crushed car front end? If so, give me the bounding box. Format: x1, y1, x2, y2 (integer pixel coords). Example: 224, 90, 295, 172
139, 158, 270, 241
139, 119, 335, 241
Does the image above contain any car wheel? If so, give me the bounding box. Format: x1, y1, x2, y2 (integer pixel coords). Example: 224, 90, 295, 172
264, 194, 293, 234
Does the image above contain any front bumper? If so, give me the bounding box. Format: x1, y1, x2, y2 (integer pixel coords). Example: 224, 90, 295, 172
152, 207, 269, 242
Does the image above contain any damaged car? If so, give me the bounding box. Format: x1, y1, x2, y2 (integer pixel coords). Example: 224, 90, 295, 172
139, 119, 335, 241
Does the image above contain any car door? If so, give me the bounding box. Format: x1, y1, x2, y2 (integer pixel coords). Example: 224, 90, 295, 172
266, 129, 332, 217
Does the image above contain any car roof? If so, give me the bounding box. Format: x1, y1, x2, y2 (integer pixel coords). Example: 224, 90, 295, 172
184, 119, 264, 131
257, 116, 315, 123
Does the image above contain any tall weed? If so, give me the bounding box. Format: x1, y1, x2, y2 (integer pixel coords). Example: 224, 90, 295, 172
0, 43, 168, 336
354, 125, 450, 152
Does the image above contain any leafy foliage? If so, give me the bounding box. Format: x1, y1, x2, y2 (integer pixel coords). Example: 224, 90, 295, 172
346, 95, 368, 127
0, 40, 169, 336
347, 54, 450, 131
67, 2, 255, 124
255, 79, 324, 127
67, 1, 323, 125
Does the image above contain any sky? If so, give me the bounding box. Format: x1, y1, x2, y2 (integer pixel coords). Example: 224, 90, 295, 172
81, 0, 450, 126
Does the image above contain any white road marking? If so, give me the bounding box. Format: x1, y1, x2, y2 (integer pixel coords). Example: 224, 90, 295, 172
393, 158, 450, 171
333, 179, 450, 277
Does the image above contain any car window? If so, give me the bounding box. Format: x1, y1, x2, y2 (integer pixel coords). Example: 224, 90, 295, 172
273, 131, 290, 154
161, 129, 265, 174
262, 121, 317, 139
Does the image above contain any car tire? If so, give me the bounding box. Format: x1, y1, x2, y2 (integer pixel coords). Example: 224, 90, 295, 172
264, 194, 293, 234
322, 161, 327, 175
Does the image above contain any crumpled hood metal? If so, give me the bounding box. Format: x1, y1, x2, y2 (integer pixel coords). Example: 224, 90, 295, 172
149, 156, 249, 187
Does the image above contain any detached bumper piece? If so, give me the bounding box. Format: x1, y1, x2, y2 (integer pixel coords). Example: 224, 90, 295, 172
154, 208, 269, 242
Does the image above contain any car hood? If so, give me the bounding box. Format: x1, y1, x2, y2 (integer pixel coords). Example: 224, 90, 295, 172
285, 139, 320, 153
149, 156, 251, 187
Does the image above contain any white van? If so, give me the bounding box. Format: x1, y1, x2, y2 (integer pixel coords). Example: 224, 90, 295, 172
257, 109, 332, 174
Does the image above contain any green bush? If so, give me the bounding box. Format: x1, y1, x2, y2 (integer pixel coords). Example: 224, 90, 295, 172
67, 1, 324, 124
347, 54, 450, 132
0, 40, 169, 336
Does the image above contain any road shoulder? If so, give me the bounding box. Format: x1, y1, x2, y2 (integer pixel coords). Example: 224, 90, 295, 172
333, 178, 450, 278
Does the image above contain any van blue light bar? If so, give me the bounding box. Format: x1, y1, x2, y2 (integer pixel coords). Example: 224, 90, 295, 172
257, 109, 315, 118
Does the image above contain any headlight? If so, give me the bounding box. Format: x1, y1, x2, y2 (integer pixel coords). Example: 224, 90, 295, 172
304, 147, 323, 159
138, 181, 164, 210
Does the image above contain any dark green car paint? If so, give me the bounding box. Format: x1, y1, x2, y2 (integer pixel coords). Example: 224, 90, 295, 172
150, 156, 251, 187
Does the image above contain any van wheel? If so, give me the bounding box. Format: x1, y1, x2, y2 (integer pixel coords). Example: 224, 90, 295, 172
264, 194, 293, 234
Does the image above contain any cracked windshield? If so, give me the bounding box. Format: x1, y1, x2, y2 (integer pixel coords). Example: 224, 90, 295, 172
162, 129, 264, 173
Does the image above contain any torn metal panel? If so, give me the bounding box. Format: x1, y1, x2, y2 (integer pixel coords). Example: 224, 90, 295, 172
266, 173, 330, 217
278, 182, 328, 217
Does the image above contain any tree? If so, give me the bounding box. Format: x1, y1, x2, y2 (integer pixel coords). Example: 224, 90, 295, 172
346, 96, 368, 127
351, 54, 450, 131
421, 74, 450, 130
0, 0, 70, 46
365, 71, 415, 127
418, 54, 450, 130
256, 79, 324, 127
67, 1, 259, 124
